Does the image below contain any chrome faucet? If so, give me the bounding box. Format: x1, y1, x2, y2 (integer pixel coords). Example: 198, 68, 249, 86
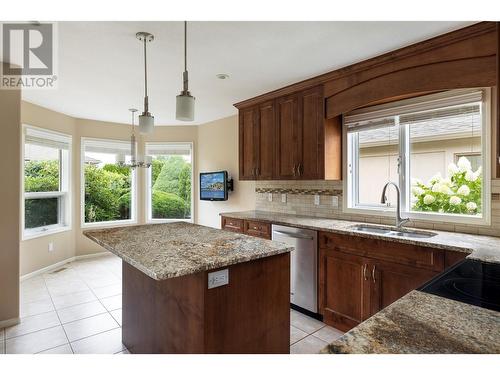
380, 182, 410, 229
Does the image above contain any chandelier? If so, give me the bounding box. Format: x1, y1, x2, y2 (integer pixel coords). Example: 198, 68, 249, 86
117, 108, 152, 169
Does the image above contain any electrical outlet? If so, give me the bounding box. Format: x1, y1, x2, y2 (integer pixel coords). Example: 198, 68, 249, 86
208, 269, 229, 289
314, 194, 320, 205
281, 193, 287, 203
332, 196, 339, 208
48, 242, 54, 252
268, 193, 273, 202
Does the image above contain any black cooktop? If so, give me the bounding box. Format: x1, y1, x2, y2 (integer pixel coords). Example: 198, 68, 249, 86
419, 259, 500, 313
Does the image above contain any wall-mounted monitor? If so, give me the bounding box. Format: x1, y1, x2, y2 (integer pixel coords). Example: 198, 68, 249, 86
200, 171, 231, 201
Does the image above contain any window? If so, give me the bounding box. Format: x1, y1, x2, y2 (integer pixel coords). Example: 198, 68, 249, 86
23, 126, 71, 238
346, 89, 490, 223
145, 143, 193, 222
82, 138, 136, 226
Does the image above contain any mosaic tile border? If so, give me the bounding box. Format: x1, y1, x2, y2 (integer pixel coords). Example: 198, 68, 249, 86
255, 187, 343, 196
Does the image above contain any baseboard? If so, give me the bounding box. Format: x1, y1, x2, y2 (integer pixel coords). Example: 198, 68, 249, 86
20, 251, 112, 281
0, 317, 20, 329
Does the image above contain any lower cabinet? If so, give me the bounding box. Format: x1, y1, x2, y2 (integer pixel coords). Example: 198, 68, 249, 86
319, 232, 443, 332
221, 216, 271, 240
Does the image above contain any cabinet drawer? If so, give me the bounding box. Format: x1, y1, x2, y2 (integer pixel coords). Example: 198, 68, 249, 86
244, 220, 271, 239
319, 232, 444, 272
221, 217, 244, 233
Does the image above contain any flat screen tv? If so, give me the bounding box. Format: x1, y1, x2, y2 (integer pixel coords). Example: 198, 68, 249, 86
200, 171, 228, 201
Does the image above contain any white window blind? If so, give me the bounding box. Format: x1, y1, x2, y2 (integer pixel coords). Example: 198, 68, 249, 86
344, 89, 483, 131
145, 143, 192, 156
83, 138, 132, 154
25, 126, 72, 150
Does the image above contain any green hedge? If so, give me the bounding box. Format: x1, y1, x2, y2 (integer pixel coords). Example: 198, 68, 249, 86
151, 190, 189, 219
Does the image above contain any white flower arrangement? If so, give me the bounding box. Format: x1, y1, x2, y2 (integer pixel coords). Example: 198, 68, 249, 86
412, 156, 482, 215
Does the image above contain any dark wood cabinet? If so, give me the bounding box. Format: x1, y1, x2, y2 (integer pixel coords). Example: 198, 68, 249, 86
319, 231, 444, 331
275, 94, 300, 179
221, 216, 271, 239
237, 85, 341, 181
369, 260, 438, 316
239, 106, 258, 180
239, 102, 276, 180
319, 248, 371, 332
297, 86, 325, 179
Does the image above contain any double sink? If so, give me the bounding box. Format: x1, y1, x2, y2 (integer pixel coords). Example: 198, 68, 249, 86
350, 224, 437, 239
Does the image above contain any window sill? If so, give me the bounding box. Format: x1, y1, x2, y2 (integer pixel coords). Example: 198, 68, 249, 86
81, 220, 138, 230
22, 225, 72, 241
146, 218, 193, 224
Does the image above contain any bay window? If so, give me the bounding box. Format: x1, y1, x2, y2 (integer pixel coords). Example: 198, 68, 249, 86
145, 142, 193, 222
346, 89, 490, 224
23, 126, 71, 238
82, 138, 136, 226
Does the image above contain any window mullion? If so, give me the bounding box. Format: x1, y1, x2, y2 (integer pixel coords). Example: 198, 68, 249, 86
398, 116, 410, 213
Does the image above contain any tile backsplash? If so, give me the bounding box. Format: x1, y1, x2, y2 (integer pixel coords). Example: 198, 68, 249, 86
255, 180, 500, 237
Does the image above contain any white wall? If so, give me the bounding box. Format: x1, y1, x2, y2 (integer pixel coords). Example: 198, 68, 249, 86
196, 115, 255, 228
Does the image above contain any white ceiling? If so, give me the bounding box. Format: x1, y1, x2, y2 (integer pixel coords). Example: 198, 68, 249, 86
21, 21, 474, 126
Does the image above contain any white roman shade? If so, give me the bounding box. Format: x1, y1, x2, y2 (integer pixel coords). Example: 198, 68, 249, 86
145, 142, 192, 156
83, 138, 132, 155
25, 126, 72, 150
345, 89, 483, 132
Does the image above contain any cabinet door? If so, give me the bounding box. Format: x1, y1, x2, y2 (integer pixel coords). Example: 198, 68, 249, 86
256, 101, 276, 179
369, 260, 438, 316
297, 86, 324, 179
275, 95, 299, 179
319, 248, 370, 332
239, 107, 258, 180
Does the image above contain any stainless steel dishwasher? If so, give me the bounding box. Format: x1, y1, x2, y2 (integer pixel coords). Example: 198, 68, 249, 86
272, 224, 318, 314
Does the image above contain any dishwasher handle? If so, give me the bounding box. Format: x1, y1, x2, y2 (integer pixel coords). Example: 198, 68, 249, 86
272, 230, 314, 241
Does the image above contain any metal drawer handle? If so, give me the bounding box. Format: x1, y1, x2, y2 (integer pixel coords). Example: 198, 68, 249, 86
363, 264, 368, 281
372, 265, 376, 283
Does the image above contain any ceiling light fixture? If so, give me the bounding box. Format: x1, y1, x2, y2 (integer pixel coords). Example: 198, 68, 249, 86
176, 21, 195, 121
216, 73, 229, 80
136, 31, 155, 134
117, 108, 152, 169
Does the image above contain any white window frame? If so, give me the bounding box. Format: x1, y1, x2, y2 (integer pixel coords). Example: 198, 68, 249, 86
344, 88, 491, 226
81, 137, 137, 228
22, 125, 72, 240
145, 142, 194, 224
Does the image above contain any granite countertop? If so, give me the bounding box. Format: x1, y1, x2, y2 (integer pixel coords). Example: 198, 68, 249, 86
84, 221, 293, 280
221, 210, 500, 263
322, 290, 500, 354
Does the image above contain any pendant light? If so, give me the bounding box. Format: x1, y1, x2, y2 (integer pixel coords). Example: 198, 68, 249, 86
136, 32, 155, 134
117, 108, 151, 169
176, 21, 195, 121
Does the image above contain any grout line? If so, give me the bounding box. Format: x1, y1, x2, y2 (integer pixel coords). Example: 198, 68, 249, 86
42, 274, 74, 354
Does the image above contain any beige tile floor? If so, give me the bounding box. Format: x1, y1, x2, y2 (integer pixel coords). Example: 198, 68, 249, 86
0, 253, 343, 354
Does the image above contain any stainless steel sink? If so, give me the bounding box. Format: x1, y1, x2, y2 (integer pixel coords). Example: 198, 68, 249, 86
350, 224, 437, 239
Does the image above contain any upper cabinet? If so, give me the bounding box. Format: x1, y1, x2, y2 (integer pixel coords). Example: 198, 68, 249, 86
239, 100, 276, 180
238, 85, 342, 181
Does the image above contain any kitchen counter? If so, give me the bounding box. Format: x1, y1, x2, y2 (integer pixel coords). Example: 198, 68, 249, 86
220, 210, 500, 263
84, 221, 292, 354
322, 290, 500, 354
222, 210, 500, 354
84, 221, 292, 280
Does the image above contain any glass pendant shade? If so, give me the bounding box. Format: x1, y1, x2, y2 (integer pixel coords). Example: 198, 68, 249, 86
139, 113, 154, 134
176, 93, 195, 121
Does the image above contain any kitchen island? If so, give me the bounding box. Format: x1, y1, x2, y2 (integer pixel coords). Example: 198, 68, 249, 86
84, 222, 293, 354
